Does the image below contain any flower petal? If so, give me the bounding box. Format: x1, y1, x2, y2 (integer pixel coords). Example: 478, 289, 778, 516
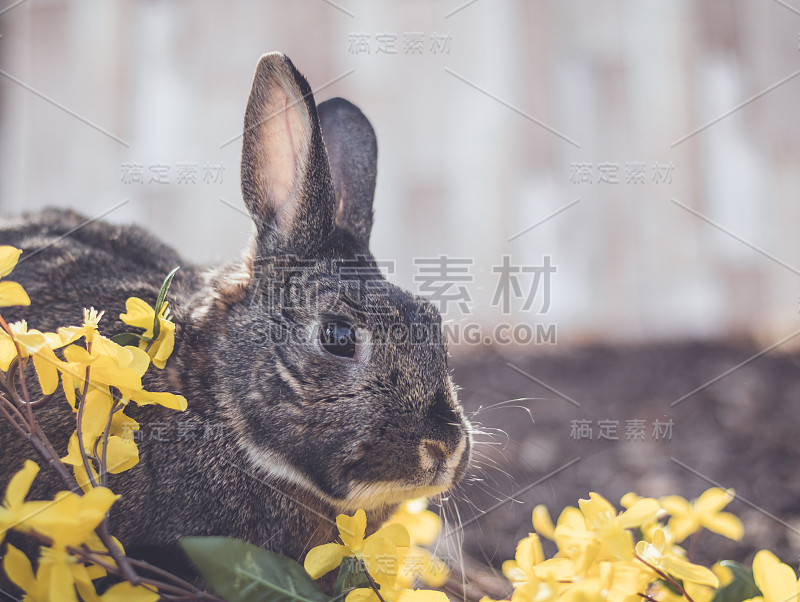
363, 534, 401, 587
618, 498, 661, 529
532, 505, 555, 540
757, 563, 798, 602
100, 581, 161, 602
667, 514, 699, 543
515, 534, 544, 571
345, 588, 380, 602
374, 522, 411, 548
48, 557, 79, 602
0, 281, 30, 307
106, 436, 140, 474
695, 488, 734, 515
304, 543, 348, 579
416, 549, 449, 588
604, 528, 635, 561
4, 460, 39, 509
579, 492, 616, 524
338, 509, 367, 551
386, 500, 441, 547
659, 554, 719, 587
32, 349, 61, 394
0, 246, 22, 278
127, 389, 187, 411
3, 544, 35, 593
0, 333, 17, 371
79, 387, 114, 447
119, 297, 156, 333
660, 495, 691, 516
702, 511, 743, 541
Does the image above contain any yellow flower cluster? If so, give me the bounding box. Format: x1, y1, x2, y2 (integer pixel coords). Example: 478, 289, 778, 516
484, 488, 749, 602
0, 246, 185, 490
305, 500, 451, 602
1, 461, 157, 602
0, 245, 184, 601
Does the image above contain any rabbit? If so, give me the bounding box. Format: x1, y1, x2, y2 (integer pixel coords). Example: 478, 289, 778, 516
0, 52, 472, 586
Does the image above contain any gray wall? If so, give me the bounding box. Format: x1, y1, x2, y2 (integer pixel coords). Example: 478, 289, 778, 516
2, 0, 798, 347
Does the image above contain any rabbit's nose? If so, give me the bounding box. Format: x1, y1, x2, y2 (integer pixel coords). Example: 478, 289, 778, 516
423, 439, 448, 463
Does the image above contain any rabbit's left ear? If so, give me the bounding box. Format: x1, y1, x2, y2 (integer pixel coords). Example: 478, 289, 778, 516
240, 52, 336, 256
318, 98, 377, 248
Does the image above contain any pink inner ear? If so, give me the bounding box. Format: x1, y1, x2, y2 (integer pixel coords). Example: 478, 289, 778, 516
258, 86, 309, 222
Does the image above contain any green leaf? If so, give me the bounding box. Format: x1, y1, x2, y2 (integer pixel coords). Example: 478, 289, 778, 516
110, 332, 148, 346
710, 561, 760, 602
656, 578, 683, 597
333, 557, 371, 599
151, 266, 179, 341
180, 536, 329, 602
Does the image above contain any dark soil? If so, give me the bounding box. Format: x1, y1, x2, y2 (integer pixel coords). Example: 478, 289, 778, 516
447, 340, 800, 570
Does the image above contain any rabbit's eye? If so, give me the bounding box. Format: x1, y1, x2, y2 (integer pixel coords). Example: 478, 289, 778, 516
320, 321, 357, 359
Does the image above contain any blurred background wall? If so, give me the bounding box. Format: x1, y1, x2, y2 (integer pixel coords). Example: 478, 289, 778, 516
1, 0, 799, 348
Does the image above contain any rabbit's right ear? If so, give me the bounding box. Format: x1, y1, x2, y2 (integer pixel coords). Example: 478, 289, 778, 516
240, 53, 336, 257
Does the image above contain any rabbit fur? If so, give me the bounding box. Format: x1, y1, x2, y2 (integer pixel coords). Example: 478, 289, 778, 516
0, 52, 471, 581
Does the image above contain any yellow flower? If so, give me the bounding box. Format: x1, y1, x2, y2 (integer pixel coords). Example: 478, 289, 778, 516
0, 460, 118, 551
62, 427, 140, 492
578, 493, 661, 561
712, 562, 734, 587
660, 488, 743, 543
741, 550, 800, 602
385, 499, 441, 547
634, 528, 718, 587
56, 308, 110, 357
513, 579, 562, 602
502, 533, 544, 587
553, 506, 591, 560
531, 505, 555, 540
304, 509, 411, 588
0, 246, 30, 307
120, 297, 176, 369
4, 543, 159, 602
346, 585, 449, 602
395, 545, 449, 588
0, 321, 65, 394
385, 499, 450, 588
0, 460, 49, 545
60, 336, 186, 411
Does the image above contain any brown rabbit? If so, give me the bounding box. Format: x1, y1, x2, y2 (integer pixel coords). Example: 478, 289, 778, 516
0, 52, 471, 587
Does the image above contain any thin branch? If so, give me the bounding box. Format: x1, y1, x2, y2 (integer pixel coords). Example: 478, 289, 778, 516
0, 392, 29, 437
634, 554, 695, 602
98, 398, 122, 488
359, 559, 387, 602
75, 361, 99, 489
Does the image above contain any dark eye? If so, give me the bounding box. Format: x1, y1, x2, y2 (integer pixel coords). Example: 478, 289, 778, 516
320, 321, 357, 359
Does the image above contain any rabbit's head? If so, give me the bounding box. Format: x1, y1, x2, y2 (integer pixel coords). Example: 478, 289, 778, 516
200, 53, 470, 513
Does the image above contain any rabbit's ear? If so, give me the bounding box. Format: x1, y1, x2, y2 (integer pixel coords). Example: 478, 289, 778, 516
240, 53, 336, 255
317, 98, 377, 248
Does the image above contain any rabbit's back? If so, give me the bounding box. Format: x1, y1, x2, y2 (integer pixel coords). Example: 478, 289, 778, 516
0, 207, 202, 332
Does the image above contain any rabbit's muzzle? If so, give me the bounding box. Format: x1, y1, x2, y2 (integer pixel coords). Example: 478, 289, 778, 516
419, 424, 470, 487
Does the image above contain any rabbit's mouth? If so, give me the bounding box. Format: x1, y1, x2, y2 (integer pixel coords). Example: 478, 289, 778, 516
336, 426, 471, 512
336, 481, 454, 513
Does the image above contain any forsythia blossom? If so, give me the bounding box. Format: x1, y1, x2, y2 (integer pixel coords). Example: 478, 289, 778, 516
0, 460, 158, 601
0, 248, 187, 600
384, 498, 451, 588
304, 507, 448, 602
0, 246, 30, 307
481, 489, 759, 602
119, 297, 175, 370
